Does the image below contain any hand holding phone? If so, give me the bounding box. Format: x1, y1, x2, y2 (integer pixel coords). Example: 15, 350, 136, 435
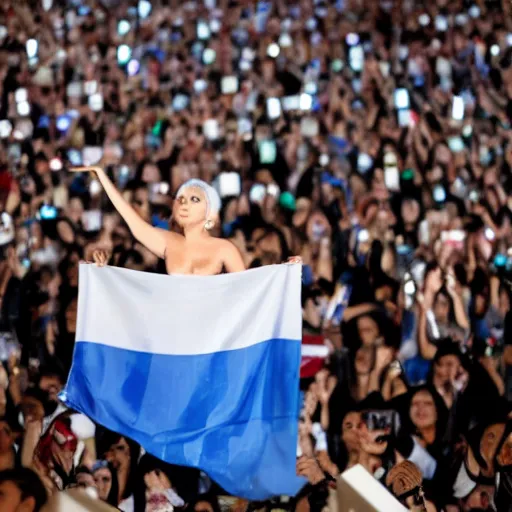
387, 360, 403, 380
359, 421, 391, 454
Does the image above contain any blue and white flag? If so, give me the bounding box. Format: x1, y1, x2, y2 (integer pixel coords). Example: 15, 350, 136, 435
61, 263, 305, 500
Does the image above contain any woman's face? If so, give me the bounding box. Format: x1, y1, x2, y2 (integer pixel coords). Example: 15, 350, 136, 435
39, 375, 63, 403
94, 467, 113, 501
342, 412, 362, 452
306, 211, 331, 243
67, 198, 84, 224
174, 186, 208, 228
410, 390, 437, 430
195, 501, 215, 512
292, 199, 312, 228
255, 231, 282, 264
357, 316, 380, 346
354, 346, 374, 376
0, 421, 14, 456
434, 354, 460, 384
401, 199, 420, 225
76, 471, 96, 490
142, 164, 160, 183
30, 222, 43, 241
433, 292, 450, 323
105, 437, 130, 471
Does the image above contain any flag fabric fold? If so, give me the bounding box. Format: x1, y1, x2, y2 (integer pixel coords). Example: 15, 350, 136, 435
61, 263, 306, 500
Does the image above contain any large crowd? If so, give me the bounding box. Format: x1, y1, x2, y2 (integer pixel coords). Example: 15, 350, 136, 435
0, 0, 512, 511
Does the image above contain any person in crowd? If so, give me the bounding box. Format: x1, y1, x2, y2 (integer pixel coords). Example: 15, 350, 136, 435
92, 459, 119, 507
99, 431, 140, 510
0, 467, 47, 512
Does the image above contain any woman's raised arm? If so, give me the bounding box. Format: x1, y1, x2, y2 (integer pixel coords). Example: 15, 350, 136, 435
71, 166, 175, 258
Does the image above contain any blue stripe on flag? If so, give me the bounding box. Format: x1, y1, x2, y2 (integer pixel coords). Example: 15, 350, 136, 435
62, 338, 306, 500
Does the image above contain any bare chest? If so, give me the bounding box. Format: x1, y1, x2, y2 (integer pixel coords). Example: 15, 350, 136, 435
165, 244, 223, 276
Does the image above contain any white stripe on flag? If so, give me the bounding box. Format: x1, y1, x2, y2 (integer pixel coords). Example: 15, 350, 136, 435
76, 263, 302, 356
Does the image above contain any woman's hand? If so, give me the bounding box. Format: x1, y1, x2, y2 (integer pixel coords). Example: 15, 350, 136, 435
359, 426, 389, 456
32, 457, 57, 497
424, 267, 443, 296
384, 360, 403, 383
144, 469, 182, 512
315, 369, 336, 405
374, 346, 394, 374
296, 456, 325, 485
445, 268, 458, 297
92, 250, 109, 267
144, 470, 171, 493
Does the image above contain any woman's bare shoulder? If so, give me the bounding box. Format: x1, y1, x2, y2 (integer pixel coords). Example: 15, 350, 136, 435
212, 238, 245, 272
212, 237, 234, 247
211, 237, 240, 253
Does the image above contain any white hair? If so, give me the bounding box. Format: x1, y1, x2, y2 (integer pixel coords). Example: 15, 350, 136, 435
176, 179, 221, 219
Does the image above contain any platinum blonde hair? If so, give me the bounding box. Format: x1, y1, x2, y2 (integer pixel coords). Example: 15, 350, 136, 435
176, 179, 221, 219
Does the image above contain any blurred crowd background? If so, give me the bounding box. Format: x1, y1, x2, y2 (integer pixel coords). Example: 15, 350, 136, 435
0, 0, 512, 511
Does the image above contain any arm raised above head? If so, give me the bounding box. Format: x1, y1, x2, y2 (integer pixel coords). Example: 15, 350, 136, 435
70, 166, 177, 258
